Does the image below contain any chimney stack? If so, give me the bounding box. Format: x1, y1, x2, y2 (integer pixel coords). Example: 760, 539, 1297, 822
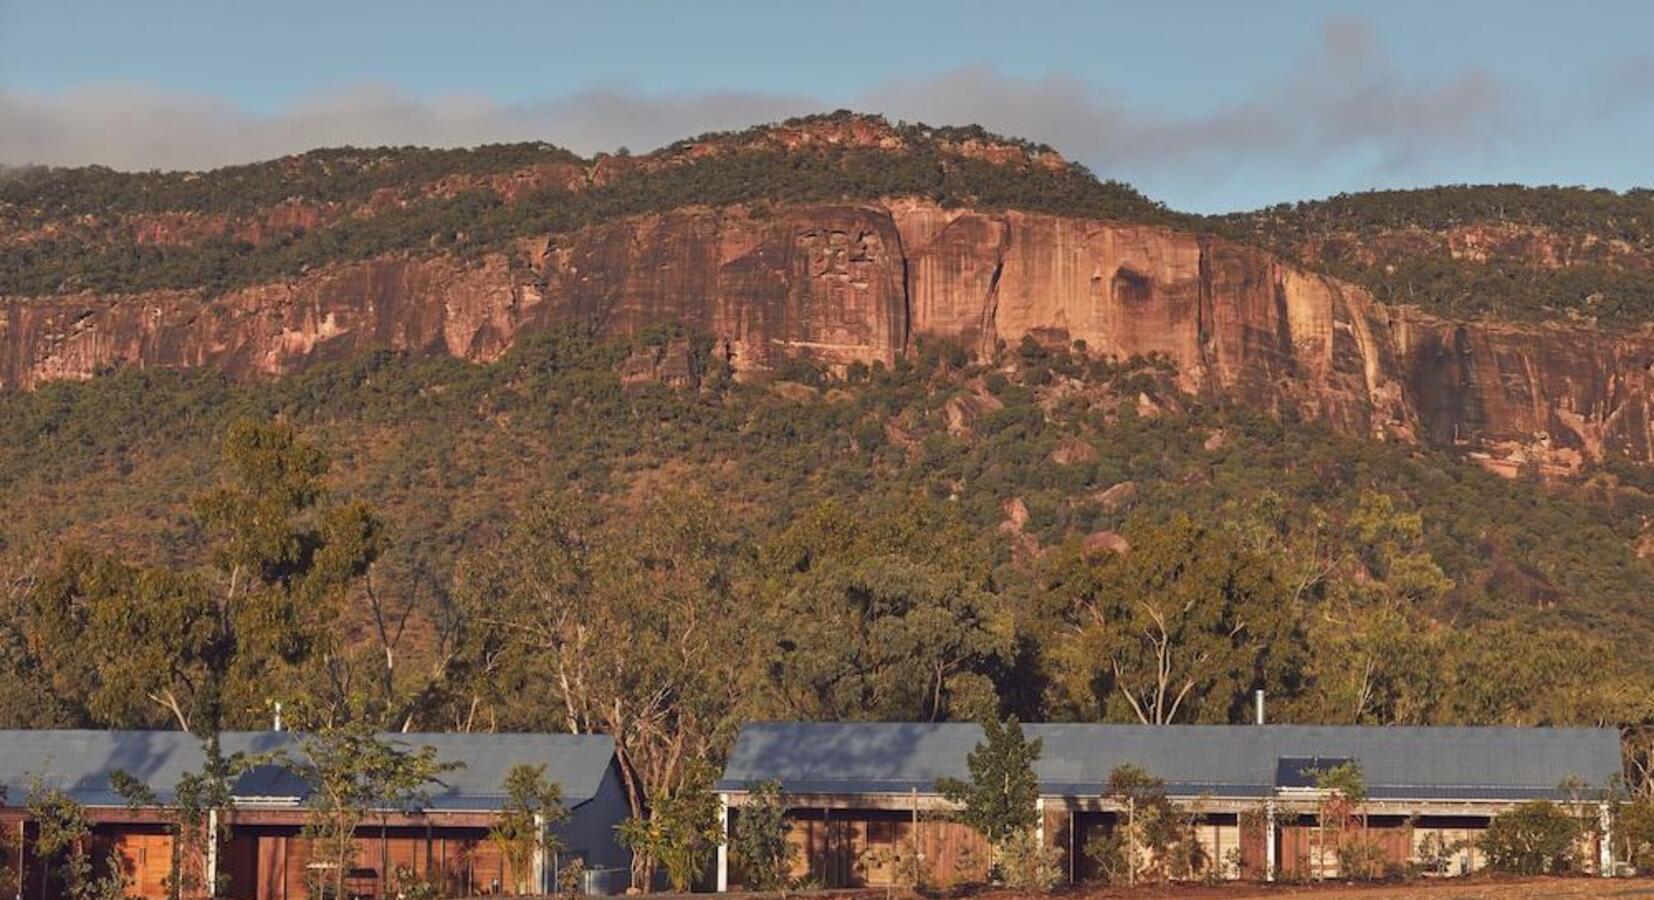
1255, 690, 1265, 725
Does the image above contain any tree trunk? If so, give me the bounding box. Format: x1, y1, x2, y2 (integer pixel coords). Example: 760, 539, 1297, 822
1127, 798, 1136, 887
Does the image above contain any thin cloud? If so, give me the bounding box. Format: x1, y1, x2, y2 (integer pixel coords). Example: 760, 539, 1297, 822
862, 17, 1511, 177
0, 83, 817, 171
0, 16, 1635, 210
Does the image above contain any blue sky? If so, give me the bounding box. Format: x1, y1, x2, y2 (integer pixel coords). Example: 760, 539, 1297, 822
2, 0, 1651, 212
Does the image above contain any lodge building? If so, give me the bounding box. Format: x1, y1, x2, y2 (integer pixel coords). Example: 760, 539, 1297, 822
0, 723, 1630, 897
0, 730, 632, 899
713, 723, 1625, 888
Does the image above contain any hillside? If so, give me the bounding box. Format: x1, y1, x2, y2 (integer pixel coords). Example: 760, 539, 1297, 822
1218, 185, 1654, 327
1, 115, 1652, 767
2, 326, 1652, 736
0, 113, 1175, 296
3, 115, 1652, 481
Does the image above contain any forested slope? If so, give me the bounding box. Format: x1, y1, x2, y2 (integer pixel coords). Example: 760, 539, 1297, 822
2, 329, 1650, 741
2, 115, 1653, 802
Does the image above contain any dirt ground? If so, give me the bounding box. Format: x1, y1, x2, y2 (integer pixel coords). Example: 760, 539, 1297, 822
627, 879, 1654, 900
972, 877, 1654, 899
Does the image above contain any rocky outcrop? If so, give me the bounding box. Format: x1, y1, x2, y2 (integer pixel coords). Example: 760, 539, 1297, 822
4, 200, 1652, 475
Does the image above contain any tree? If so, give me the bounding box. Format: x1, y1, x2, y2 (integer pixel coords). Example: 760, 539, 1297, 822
996, 830, 1062, 892
488, 764, 569, 894
730, 779, 793, 892
1106, 764, 1166, 884
616, 761, 724, 893
26, 778, 89, 898
760, 499, 1010, 722
282, 719, 459, 900
1307, 761, 1379, 880
1480, 801, 1581, 875
1619, 795, 1654, 873
1042, 515, 1301, 724
24, 777, 130, 900
195, 418, 386, 727
1303, 601, 1446, 725
19, 551, 217, 731
113, 743, 253, 900
1444, 623, 1608, 725
461, 488, 746, 889
0, 787, 11, 900
1084, 764, 1197, 885
937, 716, 1043, 882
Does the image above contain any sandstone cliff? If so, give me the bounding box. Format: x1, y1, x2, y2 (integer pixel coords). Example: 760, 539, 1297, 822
3, 200, 1650, 475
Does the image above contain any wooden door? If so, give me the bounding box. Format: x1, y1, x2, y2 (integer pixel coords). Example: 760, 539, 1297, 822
117, 833, 175, 899
860, 818, 896, 886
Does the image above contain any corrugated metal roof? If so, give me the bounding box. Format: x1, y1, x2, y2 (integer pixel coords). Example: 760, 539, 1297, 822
716, 723, 1623, 802
0, 730, 616, 811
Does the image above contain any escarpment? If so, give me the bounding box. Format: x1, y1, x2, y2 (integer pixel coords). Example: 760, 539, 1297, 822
3, 199, 1651, 476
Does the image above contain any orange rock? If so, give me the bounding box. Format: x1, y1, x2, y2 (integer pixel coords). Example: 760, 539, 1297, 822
1083, 531, 1131, 555
1051, 437, 1098, 465
5, 199, 1652, 476
1091, 482, 1139, 512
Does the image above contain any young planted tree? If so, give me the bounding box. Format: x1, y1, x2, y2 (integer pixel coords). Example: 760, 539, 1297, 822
1086, 764, 1185, 885
25, 777, 129, 900
937, 716, 1057, 888
1310, 762, 1379, 880
112, 740, 249, 900
730, 779, 793, 892
488, 763, 569, 894
283, 720, 459, 900
0, 787, 13, 899
616, 761, 724, 893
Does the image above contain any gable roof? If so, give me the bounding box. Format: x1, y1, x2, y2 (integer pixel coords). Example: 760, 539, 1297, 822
0, 730, 617, 812
717, 722, 1623, 802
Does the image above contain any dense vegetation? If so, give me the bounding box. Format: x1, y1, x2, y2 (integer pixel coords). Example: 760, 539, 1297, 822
0, 113, 1178, 296
2, 330, 1651, 792
1218, 184, 1654, 327
0, 142, 583, 221
5, 114, 1652, 328
1224, 185, 1654, 245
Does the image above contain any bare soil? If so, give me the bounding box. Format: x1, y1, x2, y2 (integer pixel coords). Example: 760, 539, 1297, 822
1064, 875, 1654, 898
610, 879, 1654, 900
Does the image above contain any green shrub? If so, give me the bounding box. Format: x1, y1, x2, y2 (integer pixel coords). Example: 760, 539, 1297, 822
1480, 801, 1581, 875
730, 780, 793, 891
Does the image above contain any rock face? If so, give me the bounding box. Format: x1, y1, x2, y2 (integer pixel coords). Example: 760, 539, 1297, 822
4, 200, 1652, 475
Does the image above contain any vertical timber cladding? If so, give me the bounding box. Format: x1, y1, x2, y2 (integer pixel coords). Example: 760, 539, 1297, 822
0, 730, 629, 899
1238, 813, 1269, 881
98, 829, 174, 899
235, 828, 514, 900
1277, 816, 1415, 880
775, 808, 990, 889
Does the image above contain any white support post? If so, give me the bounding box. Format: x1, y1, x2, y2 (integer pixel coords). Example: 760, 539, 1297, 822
1264, 800, 1277, 883
206, 807, 220, 892
716, 792, 730, 892
533, 812, 548, 893
1035, 797, 1046, 848
1599, 802, 1614, 877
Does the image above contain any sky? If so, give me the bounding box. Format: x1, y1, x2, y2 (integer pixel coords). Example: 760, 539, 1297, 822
1, 0, 1651, 213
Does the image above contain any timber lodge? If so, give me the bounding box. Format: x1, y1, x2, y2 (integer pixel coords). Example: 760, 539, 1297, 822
0, 723, 1628, 898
